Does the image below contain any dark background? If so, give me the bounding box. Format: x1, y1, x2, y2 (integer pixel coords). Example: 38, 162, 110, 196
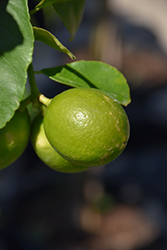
1, 1, 167, 249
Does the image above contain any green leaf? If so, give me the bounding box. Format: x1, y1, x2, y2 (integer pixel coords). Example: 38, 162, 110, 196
30, 0, 79, 15
0, 0, 34, 129
39, 60, 131, 106
30, 0, 85, 38
33, 26, 75, 59
52, 0, 85, 39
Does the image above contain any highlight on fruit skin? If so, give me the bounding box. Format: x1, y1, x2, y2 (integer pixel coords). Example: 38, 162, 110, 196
44, 87, 130, 168
31, 113, 89, 173
0, 108, 31, 170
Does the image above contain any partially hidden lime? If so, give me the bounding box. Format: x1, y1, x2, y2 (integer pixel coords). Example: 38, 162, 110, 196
31, 114, 89, 173
44, 88, 130, 168
0, 108, 31, 170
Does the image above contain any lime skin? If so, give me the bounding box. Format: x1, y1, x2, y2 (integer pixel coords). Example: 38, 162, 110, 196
0, 108, 31, 170
44, 88, 130, 168
31, 114, 89, 173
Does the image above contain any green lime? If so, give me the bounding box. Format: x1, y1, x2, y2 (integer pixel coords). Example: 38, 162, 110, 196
31, 114, 89, 173
44, 88, 130, 167
0, 109, 31, 169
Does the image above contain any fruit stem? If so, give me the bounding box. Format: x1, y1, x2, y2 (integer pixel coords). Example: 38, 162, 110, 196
39, 94, 52, 107
19, 95, 32, 113
28, 63, 40, 108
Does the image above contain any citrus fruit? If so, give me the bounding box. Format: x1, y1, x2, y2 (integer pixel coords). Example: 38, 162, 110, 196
44, 88, 130, 167
31, 114, 89, 173
0, 108, 31, 170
